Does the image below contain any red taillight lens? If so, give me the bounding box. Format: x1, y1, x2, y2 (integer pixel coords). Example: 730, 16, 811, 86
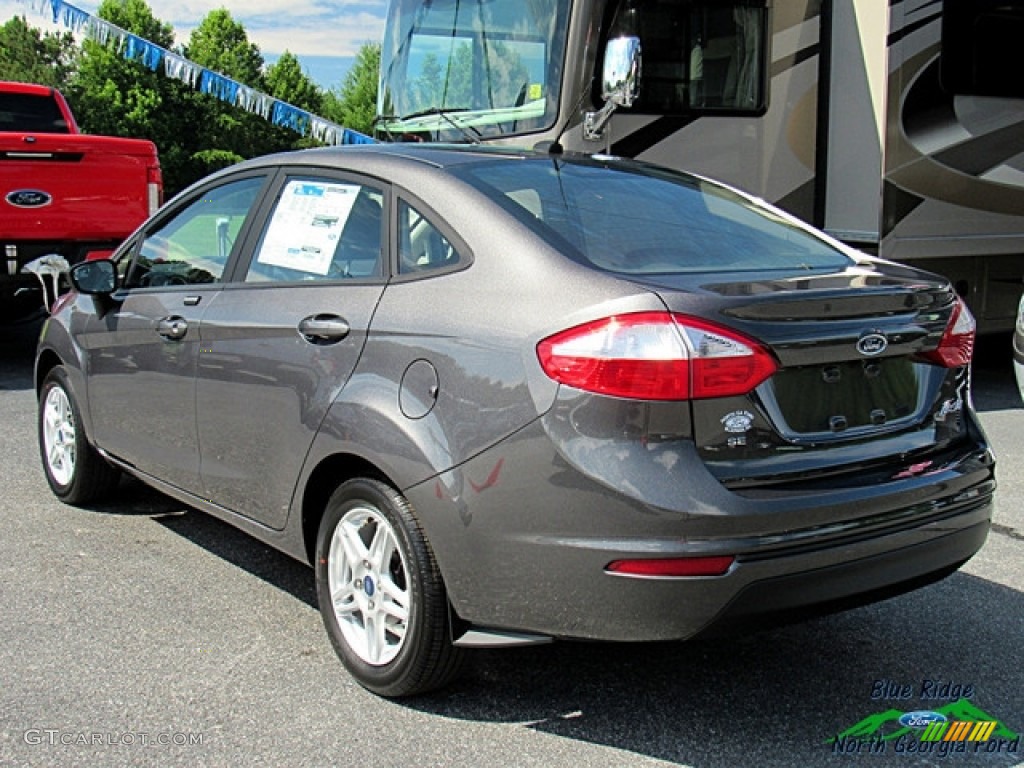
537, 313, 690, 399
606, 556, 736, 577
536, 312, 776, 401
922, 298, 975, 368
677, 317, 779, 399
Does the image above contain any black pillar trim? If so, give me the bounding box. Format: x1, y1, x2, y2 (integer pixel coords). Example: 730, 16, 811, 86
812, 0, 834, 230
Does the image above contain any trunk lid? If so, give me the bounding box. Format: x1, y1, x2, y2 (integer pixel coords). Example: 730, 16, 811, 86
640, 262, 972, 486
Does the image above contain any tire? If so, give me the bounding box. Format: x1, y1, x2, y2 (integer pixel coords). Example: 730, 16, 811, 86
315, 478, 465, 697
38, 365, 120, 504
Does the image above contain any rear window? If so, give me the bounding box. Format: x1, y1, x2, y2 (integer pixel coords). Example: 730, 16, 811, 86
0, 92, 69, 133
454, 157, 852, 274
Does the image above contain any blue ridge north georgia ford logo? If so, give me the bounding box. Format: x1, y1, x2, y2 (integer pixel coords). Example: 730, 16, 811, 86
5, 189, 53, 208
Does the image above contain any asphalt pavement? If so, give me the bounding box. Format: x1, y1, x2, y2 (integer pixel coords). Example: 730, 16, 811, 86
1, 321, 1021, 768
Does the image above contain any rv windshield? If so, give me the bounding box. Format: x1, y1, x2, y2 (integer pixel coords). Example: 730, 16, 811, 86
377, 0, 569, 141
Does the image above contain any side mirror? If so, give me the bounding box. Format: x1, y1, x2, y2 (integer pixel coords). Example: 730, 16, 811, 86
602, 36, 642, 108
585, 35, 642, 141
70, 259, 117, 295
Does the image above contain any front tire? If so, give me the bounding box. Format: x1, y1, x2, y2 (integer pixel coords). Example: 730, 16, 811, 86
315, 478, 464, 697
38, 365, 120, 504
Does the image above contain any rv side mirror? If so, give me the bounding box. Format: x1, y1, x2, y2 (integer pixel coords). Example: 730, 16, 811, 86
602, 36, 641, 108
585, 35, 642, 141
70, 258, 117, 295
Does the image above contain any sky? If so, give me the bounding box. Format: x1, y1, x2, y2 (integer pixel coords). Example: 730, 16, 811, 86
1, 0, 388, 89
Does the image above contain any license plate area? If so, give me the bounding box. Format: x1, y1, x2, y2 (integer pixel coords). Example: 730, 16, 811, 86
765, 358, 923, 437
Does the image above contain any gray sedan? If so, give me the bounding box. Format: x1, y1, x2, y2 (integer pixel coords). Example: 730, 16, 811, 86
36, 144, 995, 696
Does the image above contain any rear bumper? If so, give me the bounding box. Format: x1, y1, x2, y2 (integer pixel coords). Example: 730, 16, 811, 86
700, 518, 989, 637
406, 417, 994, 643
596, 505, 992, 643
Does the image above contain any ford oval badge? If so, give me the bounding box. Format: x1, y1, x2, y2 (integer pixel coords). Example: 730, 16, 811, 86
6, 189, 52, 208
898, 711, 947, 729
857, 332, 888, 357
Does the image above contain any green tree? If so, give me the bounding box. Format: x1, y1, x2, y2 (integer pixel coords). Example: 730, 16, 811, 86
185, 10, 318, 171
183, 8, 267, 173
323, 42, 379, 136
67, 0, 204, 191
265, 51, 326, 149
265, 51, 323, 113
185, 9, 264, 88
0, 16, 78, 89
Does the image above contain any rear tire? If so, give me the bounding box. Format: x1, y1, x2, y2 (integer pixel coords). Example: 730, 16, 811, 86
38, 365, 120, 504
315, 478, 464, 697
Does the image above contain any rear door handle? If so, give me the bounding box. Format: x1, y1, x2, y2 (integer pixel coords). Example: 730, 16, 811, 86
157, 316, 188, 341
298, 314, 350, 343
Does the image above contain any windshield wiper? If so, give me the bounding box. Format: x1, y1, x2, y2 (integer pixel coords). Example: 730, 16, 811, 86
371, 115, 395, 142
377, 108, 482, 144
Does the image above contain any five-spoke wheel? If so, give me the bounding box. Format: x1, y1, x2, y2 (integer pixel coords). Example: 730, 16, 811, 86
41, 381, 76, 487
38, 366, 120, 503
327, 503, 412, 666
316, 478, 464, 696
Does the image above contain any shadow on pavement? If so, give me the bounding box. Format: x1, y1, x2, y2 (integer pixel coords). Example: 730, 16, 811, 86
0, 319, 41, 392
416, 573, 1023, 767
85, 479, 319, 609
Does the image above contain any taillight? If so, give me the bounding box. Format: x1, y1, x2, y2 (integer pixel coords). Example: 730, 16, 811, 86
922, 298, 975, 368
147, 166, 163, 214
536, 312, 777, 400
677, 317, 779, 399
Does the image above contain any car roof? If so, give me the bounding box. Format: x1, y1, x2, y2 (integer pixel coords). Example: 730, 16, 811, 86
237, 142, 534, 173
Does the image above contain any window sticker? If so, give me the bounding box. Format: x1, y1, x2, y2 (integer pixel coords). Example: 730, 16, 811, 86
256, 181, 361, 275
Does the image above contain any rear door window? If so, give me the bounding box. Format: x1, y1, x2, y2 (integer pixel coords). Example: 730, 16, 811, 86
397, 200, 463, 275
245, 177, 384, 282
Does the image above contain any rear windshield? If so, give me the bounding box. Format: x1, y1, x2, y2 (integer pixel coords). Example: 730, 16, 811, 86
454, 156, 852, 274
0, 92, 69, 133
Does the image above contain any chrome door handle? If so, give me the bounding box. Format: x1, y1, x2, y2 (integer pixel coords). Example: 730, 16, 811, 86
298, 314, 350, 343
157, 316, 188, 340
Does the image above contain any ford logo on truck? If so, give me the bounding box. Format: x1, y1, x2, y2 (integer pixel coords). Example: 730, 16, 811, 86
6, 189, 52, 208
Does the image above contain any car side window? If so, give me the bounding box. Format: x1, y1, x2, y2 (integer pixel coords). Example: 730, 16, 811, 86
398, 201, 461, 274
124, 176, 264, 289
246, 179, 384, 282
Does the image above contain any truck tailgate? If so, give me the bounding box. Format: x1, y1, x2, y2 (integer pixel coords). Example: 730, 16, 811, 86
1, 132, 159, 242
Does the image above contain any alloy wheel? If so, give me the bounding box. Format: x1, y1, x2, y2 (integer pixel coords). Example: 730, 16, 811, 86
327, 504, 411, 666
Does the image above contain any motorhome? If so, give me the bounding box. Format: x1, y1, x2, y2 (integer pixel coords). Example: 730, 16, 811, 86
376, 0, 1024, 331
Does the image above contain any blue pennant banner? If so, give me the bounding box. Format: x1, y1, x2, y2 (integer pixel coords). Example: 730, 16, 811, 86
19, 0, 374, 145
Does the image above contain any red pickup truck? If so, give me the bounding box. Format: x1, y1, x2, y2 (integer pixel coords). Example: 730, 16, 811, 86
1, 81, 162, 324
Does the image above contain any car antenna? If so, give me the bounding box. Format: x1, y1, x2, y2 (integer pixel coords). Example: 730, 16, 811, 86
534, 82, 593, 156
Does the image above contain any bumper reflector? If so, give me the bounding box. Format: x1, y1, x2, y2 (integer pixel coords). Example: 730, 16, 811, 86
606, 556, 736, 577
